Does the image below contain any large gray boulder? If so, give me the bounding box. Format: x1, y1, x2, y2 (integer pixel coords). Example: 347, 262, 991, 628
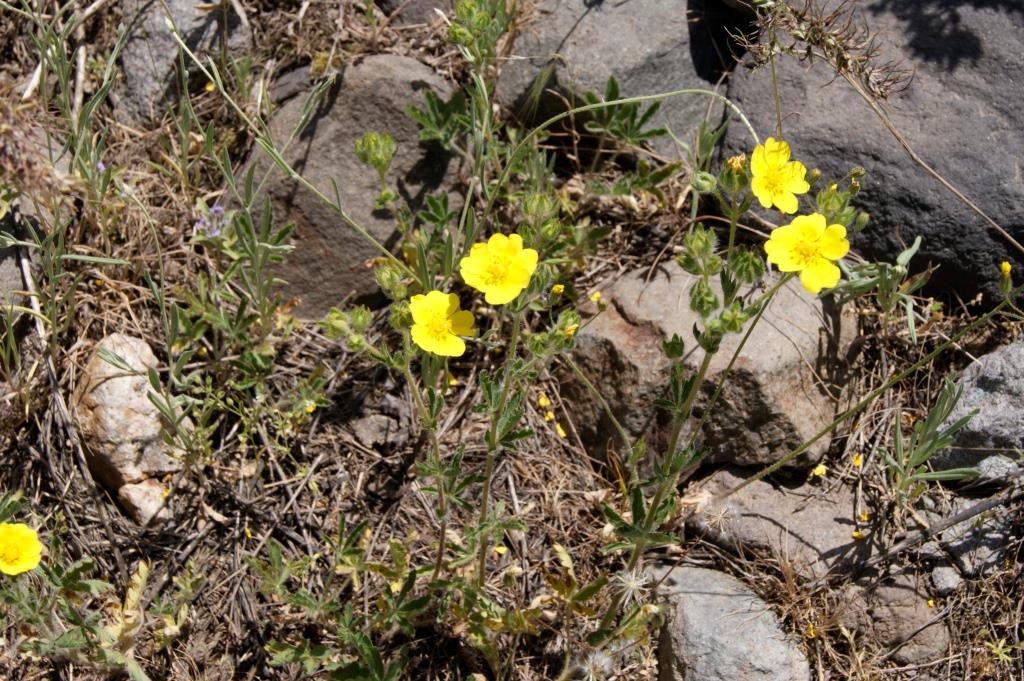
933, 337, 1024, 476
568, 265, 856, 468
722, 2, 1024, 301
650, 565, 810, 681
497, 0, 750, 156
253, 56, 455, 317
119, 0, 251, 123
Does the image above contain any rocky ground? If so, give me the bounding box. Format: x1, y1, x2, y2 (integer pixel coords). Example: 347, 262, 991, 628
0, 0, 1022, 679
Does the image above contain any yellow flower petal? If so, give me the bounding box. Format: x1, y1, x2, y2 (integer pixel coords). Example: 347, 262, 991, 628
800, 257, 841, 294
0, 523, 43, 575
409, 290, 475, 357
459, 233, 538, 306
819, 225, 850, 260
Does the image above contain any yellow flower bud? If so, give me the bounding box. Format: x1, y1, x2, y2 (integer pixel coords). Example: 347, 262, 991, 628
565, 324, 579, 338
555, 423, 567, 438
812, 463, 827, 477
551, 284, 565, 296
851, 530, 865, 541
1000, 261, 1012, 279
544, 410, 555, 423
538, 391, 551, 408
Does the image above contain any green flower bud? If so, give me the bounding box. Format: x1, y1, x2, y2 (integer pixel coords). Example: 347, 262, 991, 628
689, 278, 719, 318
853, 211, 870, 232
389, 300, 412, 331
807, 168, 822, 184
374, 263, 407, 301
691, 171, 717, 195
355, 132, 396, 176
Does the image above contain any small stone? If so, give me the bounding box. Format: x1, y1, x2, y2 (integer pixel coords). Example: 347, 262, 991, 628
930, 563, 961, 596
688, 469, 875, 580
649, 564, 811, 681
71, 335, 186, 525
351, 414, 399, 449
376, 0, 451, 24
840, 573, 950, 666
118, 479, 171, 527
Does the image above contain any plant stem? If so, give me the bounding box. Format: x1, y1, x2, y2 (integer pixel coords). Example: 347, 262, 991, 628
597, 349, 713, 632
401, 360, 449, 582
476, 311, 523, 588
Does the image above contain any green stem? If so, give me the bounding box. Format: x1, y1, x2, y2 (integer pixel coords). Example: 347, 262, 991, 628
401, 360, 449, 582
769, 30, 784, 139
476, 311, 523, 588
565, 356, 637, 485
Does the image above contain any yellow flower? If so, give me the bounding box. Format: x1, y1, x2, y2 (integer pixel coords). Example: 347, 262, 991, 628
448, 372, 459, 386
589, 291, 602, 303
750, 137, 809, 214
409, 291, 476, 357
927, 598, 935, 608
538, 392, 551, 408
805, 622, 817, 639
459, 233, 539, 305
204, 81, 215, 93
551, 284, 565, 296
1000, 261, 1012, 279
0, 523, 43, 575
555, 422, 567, 438
852, 453, 863, 468
812, 463, 828, 477
764, 213, 850, 294
304, 400, 316, 414
851, 529, 865, 541
858, 510, 871, 523
565, 324, 579, 338
544, 410, 555, 423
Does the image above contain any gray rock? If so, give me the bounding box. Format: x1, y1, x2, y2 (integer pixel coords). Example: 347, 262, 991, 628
934, 338, 1024, 473
941, 497, 1013, 579
840, 572, 950, 667
929, 563, 960, 596
119, 0, 251, 123
351, 413, 400, 449
254, 56, 454, 317
568, 264, 855, 467
688, 468, 875, 580
376, 0, 451, 24
650, 565, 810, 681
118, 479, 171, 527
722, 2, 1024, 301
497, 0, 747, 156
71, 334, 184, 524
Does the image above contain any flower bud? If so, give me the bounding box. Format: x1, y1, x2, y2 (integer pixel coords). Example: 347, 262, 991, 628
691, 170, 717, 194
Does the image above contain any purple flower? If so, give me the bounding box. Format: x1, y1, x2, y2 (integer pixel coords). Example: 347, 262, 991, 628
96, 160, 106, 173
210, 204, 225, 218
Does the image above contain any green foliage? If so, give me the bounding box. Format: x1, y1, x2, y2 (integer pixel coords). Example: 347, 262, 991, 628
583, 76, 668, 157
879, 376, 979, 504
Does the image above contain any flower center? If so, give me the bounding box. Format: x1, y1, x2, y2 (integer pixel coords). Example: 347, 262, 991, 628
793, 240, 821, 266
763, 168, 788, 196
481, 256, 509, 286
425, 316, 452, 342
0, 543, 20, 564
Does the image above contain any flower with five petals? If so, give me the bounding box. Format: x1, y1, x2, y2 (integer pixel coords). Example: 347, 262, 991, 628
764, 213, 849, 294
459, 233, 538, 305
751, 137, 810, 214
409, 291, 476, 357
